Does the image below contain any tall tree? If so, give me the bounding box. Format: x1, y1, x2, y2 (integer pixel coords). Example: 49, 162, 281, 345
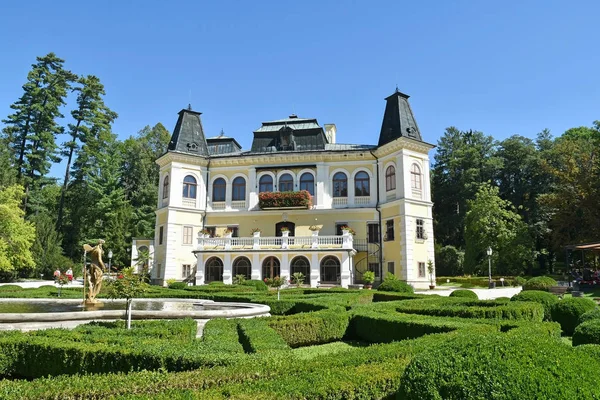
0, 185, 36, 280
57, 75, 117, 230
464, 183, 532, 276
1, 53, 75, 210
121, 123, 170, 238
432, 127, 500, 248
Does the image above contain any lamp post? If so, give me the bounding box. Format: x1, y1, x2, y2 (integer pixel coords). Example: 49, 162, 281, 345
108, 250, 113, 276
487, 247, 495, 289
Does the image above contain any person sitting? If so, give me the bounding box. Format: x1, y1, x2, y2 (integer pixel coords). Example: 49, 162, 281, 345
66, 268, 73, 282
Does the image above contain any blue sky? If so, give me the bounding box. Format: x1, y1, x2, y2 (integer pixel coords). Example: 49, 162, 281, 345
1, 1, 599, 178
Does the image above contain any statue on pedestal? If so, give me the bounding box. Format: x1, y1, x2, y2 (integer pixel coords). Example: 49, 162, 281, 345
83, 240, 106, 304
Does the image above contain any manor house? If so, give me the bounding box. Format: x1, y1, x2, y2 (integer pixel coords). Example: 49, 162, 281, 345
137, 89, 435, 289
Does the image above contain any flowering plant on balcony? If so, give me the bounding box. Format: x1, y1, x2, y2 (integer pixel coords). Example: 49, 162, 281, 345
200, 229, 211, 235
309, 225, 321, 231
340, 225, 356, 235
280, 226, 290, 232
224, 228, 233, 234
251, 228, 261, 234
258, 190, 312, 209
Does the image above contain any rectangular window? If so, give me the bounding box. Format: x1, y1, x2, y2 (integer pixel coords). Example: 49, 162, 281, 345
387, 261, 395, 275
335, 222, 348, 236
416, 219, 425, 240
418, 262, 426, 278
159, 226, 164, 245
228, 226, 239, 238
183, 226, 193, 245
367, 223, 379, 244
182, 264, 191, 278
385, 219, 394, 241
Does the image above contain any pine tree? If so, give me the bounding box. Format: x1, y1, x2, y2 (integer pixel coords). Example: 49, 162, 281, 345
1, 53, 76, 210
56, 75, 117, 230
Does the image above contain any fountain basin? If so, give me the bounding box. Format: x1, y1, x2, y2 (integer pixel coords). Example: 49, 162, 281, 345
0, 298, 270, 323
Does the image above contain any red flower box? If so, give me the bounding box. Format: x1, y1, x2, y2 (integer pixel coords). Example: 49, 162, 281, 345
258, 190, 312, 209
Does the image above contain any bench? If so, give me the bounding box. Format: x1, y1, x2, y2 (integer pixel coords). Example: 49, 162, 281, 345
549, 286, 569, 298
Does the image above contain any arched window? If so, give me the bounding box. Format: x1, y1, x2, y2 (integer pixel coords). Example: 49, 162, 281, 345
279, 173, 293, 192
162, 175, 169, 199
232, 177, 246, 201
212, 178, 226, 202
299, 172, 314, 196
182, 175, 197, 199
262, 256, 280, 280
332, 172, 347, 197
385, 166, 396, 191
233, 256, 251, 280
291, 256, 310, 284
205, 257, 223, 283
411, 164, 422, 190
320, 256, 340, 284
354, 171, 370, 197
259, 175, 273, 193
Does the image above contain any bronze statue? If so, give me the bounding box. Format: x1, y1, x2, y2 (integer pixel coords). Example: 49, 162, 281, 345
83, 240, 106, 304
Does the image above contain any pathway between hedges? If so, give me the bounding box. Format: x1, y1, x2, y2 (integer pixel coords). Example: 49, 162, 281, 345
416, 286, 522, 300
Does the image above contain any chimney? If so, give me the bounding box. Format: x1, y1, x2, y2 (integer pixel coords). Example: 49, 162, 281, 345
324, 124, 336, 144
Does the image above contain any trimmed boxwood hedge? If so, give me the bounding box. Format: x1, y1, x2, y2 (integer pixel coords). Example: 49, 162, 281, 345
267, 309, 349, 347
237, 318, 289, 353
573, 319, 600, 346
523, 276, 557, 291
449, 289, 478, 299
377, 280, 414, 293
398, 330, 600, 399
511, 290, 559, 321
578, 307, 600, 325
550, 298, 597, 335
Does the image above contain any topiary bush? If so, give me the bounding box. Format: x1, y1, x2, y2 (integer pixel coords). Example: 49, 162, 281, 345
578, 307, 600, 325
377, 280, 414, 293
573, 319, 600, 346
523, 276, 557, 292
449, 289, 478, 299
168, 282, 187, 290
398, 331, 600, 399
511, 290, 559, 321
550, 298, 597, 335
0, 285, 23, 291
240, 279, 268, 292
513, 276, 527, 287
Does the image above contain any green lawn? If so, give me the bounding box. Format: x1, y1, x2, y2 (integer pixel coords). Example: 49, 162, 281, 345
291, 341, 369, 360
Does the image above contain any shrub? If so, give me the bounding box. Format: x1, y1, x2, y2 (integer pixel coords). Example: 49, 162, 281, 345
268, 310, 349, 347
511, 290, 558, 321
232, 274, 246, 285
449, 289, 478, 299
460, 282, 476, 288
398, 331, 600, 399
573, 319, 600, 346
579, 307, 600, 325
513, 276, 527, 287
377, 280, 414, 293
550, 298, 597, 335
240, 279, 268, 291
237, 319, 289, 353
523, 276, 557, 292
168, 281, 187, 290
0, 285, 22, 291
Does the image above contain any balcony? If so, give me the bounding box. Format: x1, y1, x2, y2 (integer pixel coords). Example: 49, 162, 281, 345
196, 232, 354, 252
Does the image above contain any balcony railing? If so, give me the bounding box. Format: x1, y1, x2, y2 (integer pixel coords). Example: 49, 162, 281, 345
196, 233, 353, 251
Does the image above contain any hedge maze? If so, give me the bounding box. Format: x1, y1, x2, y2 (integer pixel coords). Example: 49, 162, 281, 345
0, 285, 600, 399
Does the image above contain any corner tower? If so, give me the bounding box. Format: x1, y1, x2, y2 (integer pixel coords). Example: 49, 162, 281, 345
378, 89, 423, 146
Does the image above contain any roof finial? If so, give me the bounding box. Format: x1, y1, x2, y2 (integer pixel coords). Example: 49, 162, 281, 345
187, 103, 192, 111
395, 84, 399, 93
219, 129, 225, 137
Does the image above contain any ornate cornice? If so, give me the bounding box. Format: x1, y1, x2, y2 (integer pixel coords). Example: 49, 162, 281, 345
373, 137, 435, 158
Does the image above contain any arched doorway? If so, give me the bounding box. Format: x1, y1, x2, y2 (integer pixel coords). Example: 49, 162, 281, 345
290, 256, 310, 284
262, 256, 281, 279
233, 256, 252, 280
205, 257, 223, 283
275, 221, 295, 236
320, 256, 340, 284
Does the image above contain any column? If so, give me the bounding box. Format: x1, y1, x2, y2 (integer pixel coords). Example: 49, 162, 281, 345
195, 254, 205, 285
310, 253, 319, 288
316, 163, 330, 209
281, 253, 290, 283
340, 252, 351, 288
396, 153, 405, 199
248, 167, 258, 210
223, 253, 232, 284
251, 253, 261, 280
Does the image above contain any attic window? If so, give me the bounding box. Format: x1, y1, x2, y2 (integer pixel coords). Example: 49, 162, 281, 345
280, 127, 294, 151
187, 142, 198, 151
406, 127, 417, 138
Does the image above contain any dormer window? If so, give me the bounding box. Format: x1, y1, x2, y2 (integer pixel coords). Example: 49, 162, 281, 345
279, 127, 294, 151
